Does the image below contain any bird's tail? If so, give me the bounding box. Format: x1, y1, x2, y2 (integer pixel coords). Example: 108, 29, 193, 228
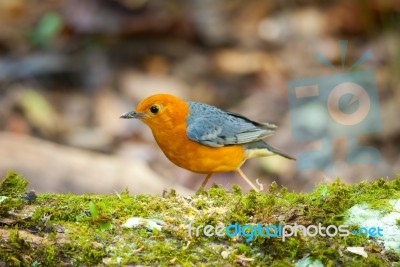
244, 140, 295, 160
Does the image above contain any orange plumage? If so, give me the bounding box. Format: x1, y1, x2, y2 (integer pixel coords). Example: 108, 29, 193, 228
121, 94, 294, 191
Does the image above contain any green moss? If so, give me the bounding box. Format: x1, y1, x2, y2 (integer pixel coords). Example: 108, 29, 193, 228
0, 172, 399, 266
0, 172, 29, 216
0, 228, 31, 266
0, 172, 29, 197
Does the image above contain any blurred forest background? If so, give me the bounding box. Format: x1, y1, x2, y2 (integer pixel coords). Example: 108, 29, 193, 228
0, 0, 399, 194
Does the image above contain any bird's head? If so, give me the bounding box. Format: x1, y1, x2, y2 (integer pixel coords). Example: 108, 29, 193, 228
120, 94, 188, 130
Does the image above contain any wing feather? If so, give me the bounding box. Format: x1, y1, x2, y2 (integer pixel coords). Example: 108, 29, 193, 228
186, 102, 276, 147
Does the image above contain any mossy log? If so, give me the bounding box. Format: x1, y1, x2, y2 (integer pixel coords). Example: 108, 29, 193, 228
0, 172, 399, 266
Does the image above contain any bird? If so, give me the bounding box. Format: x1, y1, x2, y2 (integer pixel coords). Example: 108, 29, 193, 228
120, 94, 294, 191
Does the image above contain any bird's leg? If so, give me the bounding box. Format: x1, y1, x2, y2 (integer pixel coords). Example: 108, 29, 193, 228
199, 173, 213, 190
237, 168, 259, 192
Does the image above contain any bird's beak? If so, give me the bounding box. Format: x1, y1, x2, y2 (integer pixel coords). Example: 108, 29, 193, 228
120, 111, 146, 119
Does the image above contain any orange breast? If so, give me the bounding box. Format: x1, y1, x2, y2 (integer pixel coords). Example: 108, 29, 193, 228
152, 124, 245, 174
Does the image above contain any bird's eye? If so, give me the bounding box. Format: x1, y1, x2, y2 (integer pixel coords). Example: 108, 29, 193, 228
150, 105, 159, 114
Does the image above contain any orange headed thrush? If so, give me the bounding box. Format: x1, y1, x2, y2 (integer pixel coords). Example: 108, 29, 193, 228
120, 94, 294, 191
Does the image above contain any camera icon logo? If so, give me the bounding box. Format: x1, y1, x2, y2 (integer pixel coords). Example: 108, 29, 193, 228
287, 41, 382, 169
327, 82, 371, 126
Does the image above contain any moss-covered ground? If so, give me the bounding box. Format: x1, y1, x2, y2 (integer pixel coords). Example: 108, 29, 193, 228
0, 172, 399, 266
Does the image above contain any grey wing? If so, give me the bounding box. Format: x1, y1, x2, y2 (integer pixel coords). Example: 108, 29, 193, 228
186, 106, 276, 148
